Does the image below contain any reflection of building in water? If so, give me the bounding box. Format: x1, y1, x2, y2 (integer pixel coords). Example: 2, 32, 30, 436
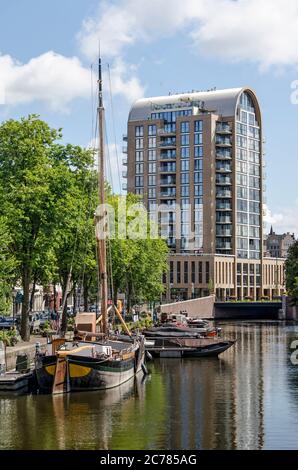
159, 323, 272, 449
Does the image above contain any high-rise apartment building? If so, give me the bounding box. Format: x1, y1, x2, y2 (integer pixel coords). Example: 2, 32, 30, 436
125, 88, 285, 301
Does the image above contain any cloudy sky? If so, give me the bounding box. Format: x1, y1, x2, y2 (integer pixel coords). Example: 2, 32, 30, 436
0, 0, 298, 234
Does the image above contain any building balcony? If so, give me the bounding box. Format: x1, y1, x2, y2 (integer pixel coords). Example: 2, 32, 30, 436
216, 218, 232, 224
216, 125, 232, 134
216, 166, 232, 173
216, 206, 232, 211
159, 141, 176, 148
216, 242, 232, 250
160, 153, 176, 161
160, 178, 176, 186
122, 157, 127, 166
160, 189, 176, 198
216, 179, 232, 185
160, 166, 176, 173
123, 134, 128, 142
122, 171, 127, 178
122, 182, 127, 191
122, 146, 128, 154
216, 154, 232, 160
216, 229, 232, 237
158, 128, 176, 136
216, 140, 232, 147
216, 190, 232, 198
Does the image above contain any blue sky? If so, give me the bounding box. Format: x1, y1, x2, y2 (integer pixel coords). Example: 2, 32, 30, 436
0, 0, 298, 234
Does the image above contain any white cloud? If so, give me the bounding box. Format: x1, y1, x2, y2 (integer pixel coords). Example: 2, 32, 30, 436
0, 51, 91, 112
0, 50, 144, 111
264, 203, 298, 235
78, 0, 298, 69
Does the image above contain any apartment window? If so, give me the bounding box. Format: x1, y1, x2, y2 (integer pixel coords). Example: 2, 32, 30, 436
177, 261, 181, 284
135, 151, 143, 162
170, 261, 174, 284
135, 188, 143, 195
181, 186, 189, 197
135, 138, 143, 149
181, 147, 190, 158
199, 261, 203, 283
194, 172, 202, 184
148, 187, 156, 198
194, 185, 203, 196
181, 134, 190, 146
194, 159, 203, 171
148, 175, 156, 186
194, 133, 203, 145
148, 124, 156, 136
181, 160, 189, 171
194, 146, 203, 158
135, 176, 143, 187
194, 120, 203, 132
148, 149, 156, 161
206, 262, 210, 283
181, 173, 189, 184
135, 126, 143, 137
148, 162, 156, 173
135, 163, 143, 174
184, 261, 188, 284
180, 121, 190, 133
191, 261, 195, 284
148, 137, 156, 148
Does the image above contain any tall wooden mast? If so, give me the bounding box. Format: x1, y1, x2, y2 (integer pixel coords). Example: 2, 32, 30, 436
97, 53, 108, 335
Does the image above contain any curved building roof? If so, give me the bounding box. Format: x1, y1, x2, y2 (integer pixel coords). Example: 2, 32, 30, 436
128, 87, 257, 121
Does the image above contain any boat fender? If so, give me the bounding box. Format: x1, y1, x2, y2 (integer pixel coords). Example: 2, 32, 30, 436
146, 350, 153, 361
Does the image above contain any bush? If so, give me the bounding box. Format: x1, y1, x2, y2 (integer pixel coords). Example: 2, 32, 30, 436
0, 328, 18, 347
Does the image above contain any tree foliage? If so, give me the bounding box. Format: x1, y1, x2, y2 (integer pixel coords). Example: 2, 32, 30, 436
285, 240, 298, 304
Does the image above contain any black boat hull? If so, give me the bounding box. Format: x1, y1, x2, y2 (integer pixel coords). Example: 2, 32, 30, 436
146, 340, 235, 358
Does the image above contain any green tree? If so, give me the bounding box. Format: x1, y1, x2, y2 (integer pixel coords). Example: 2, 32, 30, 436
0, 116, 93, 340
0, 217, 17, 314
285, 240, 298, 304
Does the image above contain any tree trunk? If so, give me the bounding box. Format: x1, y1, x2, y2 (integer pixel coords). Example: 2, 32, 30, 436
53, 283, 57, 313
21, 267, 31, 341
29, 274, 37, 312
73, 282, 77, 315
60, 274, 68, 336
83, 276, 89, 312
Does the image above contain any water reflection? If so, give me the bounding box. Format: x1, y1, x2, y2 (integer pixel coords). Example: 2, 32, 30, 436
0, 322, 297, 450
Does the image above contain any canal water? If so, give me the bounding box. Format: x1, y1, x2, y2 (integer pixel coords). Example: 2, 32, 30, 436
0, 321, 298, 450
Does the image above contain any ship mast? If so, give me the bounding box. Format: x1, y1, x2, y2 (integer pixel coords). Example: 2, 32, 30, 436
97, 53, 108, 335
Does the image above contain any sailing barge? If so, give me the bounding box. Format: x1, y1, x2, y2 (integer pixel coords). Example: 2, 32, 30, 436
35, 336, 145, 393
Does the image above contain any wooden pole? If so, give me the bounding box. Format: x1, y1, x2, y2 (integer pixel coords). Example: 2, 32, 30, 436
114, 305, 132, 337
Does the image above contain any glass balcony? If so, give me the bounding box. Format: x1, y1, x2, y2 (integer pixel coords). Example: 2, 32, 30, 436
216, 203, 232, 211
123, 134, 128, 142
160, 151, 176, 160
216, 124, 232, 134
122, 146, 128, 154
216, 229, 232, 237
122, 182, 127, 191
122, 170, 127, 178
160, 188, 176, 197
216, 138, 232, 147
216, 177, 231, 185
216, 151, 232, 160
216, 241, 232, 249
160, 176, 176, 185
216, 165, 232, 173
160, 164, 176, 173
159, 138, 176, 148
158, 128, 176, 136
216, 190, 232, 198
122, 157, 127, 166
